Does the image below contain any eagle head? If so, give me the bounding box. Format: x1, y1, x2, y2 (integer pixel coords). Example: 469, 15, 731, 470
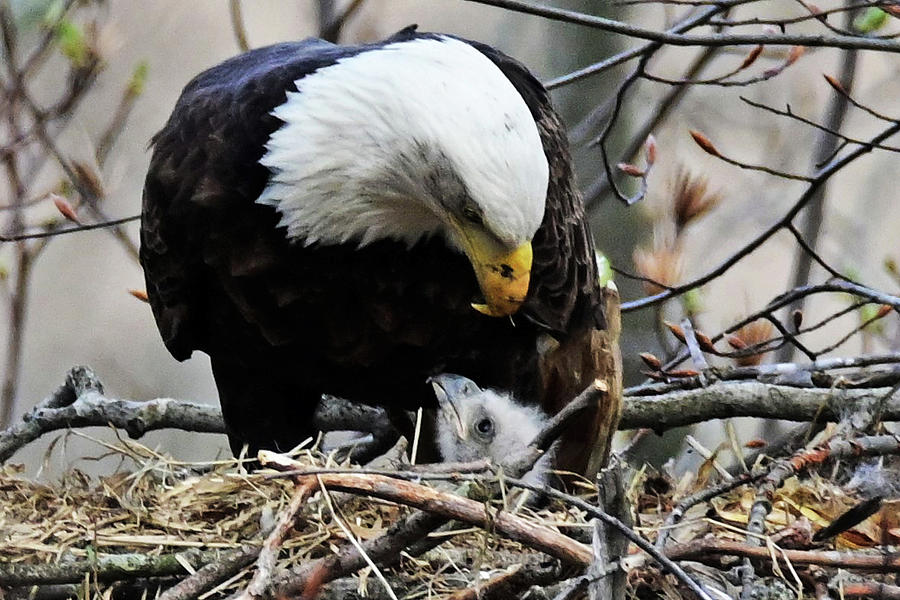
257, 36, 549, 317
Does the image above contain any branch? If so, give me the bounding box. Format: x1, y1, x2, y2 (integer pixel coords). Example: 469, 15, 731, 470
666, 539, 900, 572
0, 214, 140, 243
0, 548, 231, 587
465, 0, 900, 53
620, 382, 900, 430
259, 455, 593, 566
621, 119, 900, 312
156, 546, 260, 600
0, 366, 223, 463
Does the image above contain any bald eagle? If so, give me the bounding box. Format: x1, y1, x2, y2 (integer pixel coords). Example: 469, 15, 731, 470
140, 27, 608, 473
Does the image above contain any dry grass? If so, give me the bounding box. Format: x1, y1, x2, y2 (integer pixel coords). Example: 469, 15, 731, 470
1, 429, 895, 599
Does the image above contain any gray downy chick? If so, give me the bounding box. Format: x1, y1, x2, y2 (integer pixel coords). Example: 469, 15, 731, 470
430, 373, 554, 486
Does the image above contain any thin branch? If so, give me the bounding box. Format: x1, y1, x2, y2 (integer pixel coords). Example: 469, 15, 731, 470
464, 0, 900, 53
780, 10, 860, 362
622, 120, 900, 312
666, 538, 900, 572
0, 215, 141, 243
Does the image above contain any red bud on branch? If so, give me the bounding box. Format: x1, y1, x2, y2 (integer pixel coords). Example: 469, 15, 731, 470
128, 289, 150, 303
689, 130, 721, 158
644, 134, 657, 166
51, 195, 80, 224
664, 321, 686, 344
740, 45, 764, 69
726, 335, 748, 351
639, 352, 662, 370
824, 74, 847, 95
786, 46, 806, 66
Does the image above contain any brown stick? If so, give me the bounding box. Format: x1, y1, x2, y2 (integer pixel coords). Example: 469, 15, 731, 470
444, 556, 561, 600
839, 581, 900, 600
237, 478, 318, 600
667, 539, 900, 572
309, 471, 591, 566
156, 545, 260, 600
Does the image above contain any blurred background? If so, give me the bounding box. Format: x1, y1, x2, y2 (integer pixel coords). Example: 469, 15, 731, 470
1, 0, 898, 473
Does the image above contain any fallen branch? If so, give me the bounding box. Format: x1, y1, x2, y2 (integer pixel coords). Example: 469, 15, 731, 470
155, 545, 260, 600
445, 556, 562, 600
667, 539, 900, 572
0, 548, 232, 587
837, 581, 900, 599
258, 456, 592, 566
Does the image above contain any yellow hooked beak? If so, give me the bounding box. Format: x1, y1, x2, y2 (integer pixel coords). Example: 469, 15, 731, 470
451, 220, 533, 317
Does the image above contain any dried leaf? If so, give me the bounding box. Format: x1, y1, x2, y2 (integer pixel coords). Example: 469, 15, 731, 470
633, 247, 683, 295
672, 168, 722, 230
745, 439, 767, 449
729, 320, 774, 366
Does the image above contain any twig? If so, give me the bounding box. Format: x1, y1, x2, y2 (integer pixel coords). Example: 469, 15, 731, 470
316, 476, 399, 600
155, 545, 260, 600
656, 472, 760, 549
622, 120, 900, 312
666, 539, 900, 572
264, 465, 594, 566
0, 370, 224, 463
0, 214, 141, 243
0, 548, 229, 586
445, 557, 561, 600
464, 0, 900, 53
779, 5, 860, 363
837, 581, 900, 599
237, 479, 318, 600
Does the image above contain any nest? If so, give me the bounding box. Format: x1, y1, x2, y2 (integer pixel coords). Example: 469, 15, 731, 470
2, 426, 898, 600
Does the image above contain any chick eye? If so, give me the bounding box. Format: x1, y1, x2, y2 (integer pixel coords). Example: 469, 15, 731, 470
474, 417, 494, 436
462, 205, 483, 225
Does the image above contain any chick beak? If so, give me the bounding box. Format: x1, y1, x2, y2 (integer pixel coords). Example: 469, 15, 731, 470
429, 373, 481, 441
